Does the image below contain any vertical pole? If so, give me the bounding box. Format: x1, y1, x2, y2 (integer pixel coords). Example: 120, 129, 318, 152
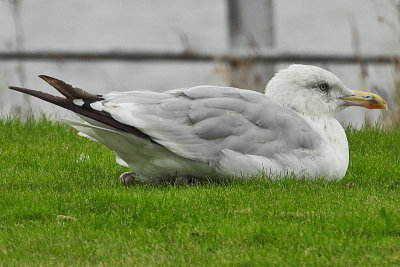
11, 0, 26, 87
227, 0, 275, 92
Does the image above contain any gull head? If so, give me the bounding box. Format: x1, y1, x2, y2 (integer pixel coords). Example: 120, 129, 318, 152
265, 64, 387, 117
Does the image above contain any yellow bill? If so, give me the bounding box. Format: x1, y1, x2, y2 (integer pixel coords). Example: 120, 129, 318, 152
340, 90, 388, 110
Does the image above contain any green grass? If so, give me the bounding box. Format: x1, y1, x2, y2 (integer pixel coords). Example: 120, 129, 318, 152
0, 118, 400, 266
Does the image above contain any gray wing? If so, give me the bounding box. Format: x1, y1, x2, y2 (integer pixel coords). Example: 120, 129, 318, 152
99, 86, 323, 164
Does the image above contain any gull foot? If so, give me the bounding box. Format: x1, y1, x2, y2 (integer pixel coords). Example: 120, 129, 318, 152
119, 171, 138, 185
175, 175, 196, 186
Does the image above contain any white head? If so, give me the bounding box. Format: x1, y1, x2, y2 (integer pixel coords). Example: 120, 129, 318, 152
265, 64, 387, 117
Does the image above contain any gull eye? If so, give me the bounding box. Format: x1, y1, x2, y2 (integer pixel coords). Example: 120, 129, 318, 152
318, 83, 329, 91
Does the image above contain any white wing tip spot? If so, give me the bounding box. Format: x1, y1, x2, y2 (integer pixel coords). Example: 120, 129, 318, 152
73, 99, 84, 106
90, 101, 104, 112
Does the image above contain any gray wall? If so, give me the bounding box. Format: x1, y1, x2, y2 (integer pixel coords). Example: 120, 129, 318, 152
0, 0, 399, 126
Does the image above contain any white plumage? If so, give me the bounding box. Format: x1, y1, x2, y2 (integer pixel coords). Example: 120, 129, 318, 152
9, 64, 387, 183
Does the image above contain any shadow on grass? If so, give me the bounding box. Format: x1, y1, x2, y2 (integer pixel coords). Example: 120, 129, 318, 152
122, 173, 342, 190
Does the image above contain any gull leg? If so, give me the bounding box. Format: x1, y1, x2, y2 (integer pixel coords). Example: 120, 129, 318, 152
119, 171, 138, 185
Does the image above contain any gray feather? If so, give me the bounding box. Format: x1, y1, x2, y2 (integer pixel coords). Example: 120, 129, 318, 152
99, 86, 323, 165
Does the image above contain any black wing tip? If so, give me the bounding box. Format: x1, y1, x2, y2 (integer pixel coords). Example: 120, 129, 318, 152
38, 74, 63, 84
38, 74, 59, 84
8, 83, 156, 144
38, 74, 68, 87
8, 85, 30, 93
38, 74, 51, 79
38, 74, 102, 101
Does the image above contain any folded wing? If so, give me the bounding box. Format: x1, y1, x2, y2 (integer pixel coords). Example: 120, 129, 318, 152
98, 86, 323, 167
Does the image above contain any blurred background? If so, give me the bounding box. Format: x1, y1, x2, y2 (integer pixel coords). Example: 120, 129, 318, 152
0, 0, 399, 127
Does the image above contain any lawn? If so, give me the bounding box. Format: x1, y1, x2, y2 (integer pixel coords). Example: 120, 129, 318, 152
0, 118, 399, 266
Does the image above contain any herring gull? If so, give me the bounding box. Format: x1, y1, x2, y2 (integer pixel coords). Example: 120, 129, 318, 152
9, 64, 387, 183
